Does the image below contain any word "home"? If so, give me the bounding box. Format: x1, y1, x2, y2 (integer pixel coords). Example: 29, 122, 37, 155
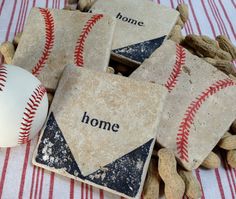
116, 12, 144, 26
81, 112, 120, 132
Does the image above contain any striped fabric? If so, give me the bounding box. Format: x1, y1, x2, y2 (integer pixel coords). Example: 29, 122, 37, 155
0, 0, 235, 198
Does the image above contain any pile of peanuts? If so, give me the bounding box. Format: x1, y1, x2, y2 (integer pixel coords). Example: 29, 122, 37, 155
1, 1, 236, 199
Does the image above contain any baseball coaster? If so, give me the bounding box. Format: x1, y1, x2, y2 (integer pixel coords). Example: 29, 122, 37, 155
89, 0, 179, 65
13, 8, 116, 91
130, 40, 236, 171
33, 65, 167, 199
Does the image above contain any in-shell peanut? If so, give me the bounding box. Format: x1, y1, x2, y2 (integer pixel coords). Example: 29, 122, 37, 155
78, 0, 94, 11
168, 25, 184, 44
179, 169, 202, 199
227, 150, 236, 168
176, 3, 189, 23
0, 41, 15, 64
201, 151, 221, 169
216, 35, 236, 60
218, 134, 236, 150
158, 148, 185, 199
143, 157, 161, 199
203, 57, 236, 76
184, 34, 232, 61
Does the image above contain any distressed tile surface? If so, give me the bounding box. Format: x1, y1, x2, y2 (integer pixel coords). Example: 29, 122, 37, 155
13, 8, 115, 90
33, 65, 167, 199
89, 0, 178, 64
130, 40, 236, 171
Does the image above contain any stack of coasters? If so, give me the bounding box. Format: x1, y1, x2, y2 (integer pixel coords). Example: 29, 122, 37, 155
130, 40, 236, 171
89, 0, 179, 65
13, 8, 116, 91
33, 65, 167, 199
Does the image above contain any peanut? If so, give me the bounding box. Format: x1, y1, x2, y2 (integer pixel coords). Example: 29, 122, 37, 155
158, 148, 185, 199
222, 131, 232, 139
176, 3, 189, 23
216, 35, 236, 60
201, 151, 220, 169
168, 25, 184, 44
176, 16, 184, 29
0, 41, 15, 64
106, 67, 115, 74
179, 170, 202, 199
184, 34, 232, 61
78, 0, 94, 11
13, 32, 22, 47
143, 157, 161, 199
203, 57, 236, 76
227, 150, 236, 168
201, 35, 219, 48
218, 134, 236, 150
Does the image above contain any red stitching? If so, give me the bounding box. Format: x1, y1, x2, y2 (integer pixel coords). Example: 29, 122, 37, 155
32, 8, 55, 77
74, 14, 103, 67
18, 85, 46, 144
176, 78, 236, 162
165, 44, 186, 93
0, 65, 7, 91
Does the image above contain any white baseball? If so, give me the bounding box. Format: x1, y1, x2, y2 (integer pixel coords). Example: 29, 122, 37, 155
0, 64, 48, 147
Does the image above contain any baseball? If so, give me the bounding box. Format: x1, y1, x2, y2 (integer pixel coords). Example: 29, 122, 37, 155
0, 64, 48, 147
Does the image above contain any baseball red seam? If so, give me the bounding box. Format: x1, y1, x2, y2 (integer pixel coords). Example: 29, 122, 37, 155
32, 8, 55, 77
0, 65, 7, 91
176, 78, 236, 162
165, 44, 186, 92
18, 85, 46, 144
74, 14, 103, 67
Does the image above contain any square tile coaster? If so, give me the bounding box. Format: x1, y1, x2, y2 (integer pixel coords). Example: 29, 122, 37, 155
13, 8, 116, 91
130, 40, 236, 171
33, 65, 167, 199
89, 0, 179, 65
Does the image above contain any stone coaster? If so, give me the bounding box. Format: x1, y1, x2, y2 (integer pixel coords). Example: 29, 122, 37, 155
130, 40, 236, 171
33, 65, 167, 199
12, 8, 115, 91
89, 0, 179, 65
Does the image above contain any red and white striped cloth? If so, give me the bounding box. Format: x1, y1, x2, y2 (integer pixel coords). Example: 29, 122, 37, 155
0, 0, 235, 198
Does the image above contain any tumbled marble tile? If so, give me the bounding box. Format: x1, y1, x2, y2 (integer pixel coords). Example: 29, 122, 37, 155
13, 7, 115, 91
89, 0, 179, 65
33, 65, 167, 199
130, 40, 236, 171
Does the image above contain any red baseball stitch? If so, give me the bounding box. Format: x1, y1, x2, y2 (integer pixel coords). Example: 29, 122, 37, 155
32, 8, 55, 77
74, 14, 103, 67
176, 78, 236, 162
18, 85, 46, 144
0, 65, 7, 91
165, 44, 186, 92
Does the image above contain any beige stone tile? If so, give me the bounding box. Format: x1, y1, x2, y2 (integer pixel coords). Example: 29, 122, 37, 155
13, 8, 115, 91
89, 0, 179, 64
33, 65, 167, 199
130, 40, 236, 170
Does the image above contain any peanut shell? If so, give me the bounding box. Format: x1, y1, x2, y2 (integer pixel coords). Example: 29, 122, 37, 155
201, 151, 220, 169
216, 35, 236, 60
176, 3, 189, 23
227, 150, 236, 168
158, 148, 185, 199
179, 170, 202, 199
218, 135, 236, 150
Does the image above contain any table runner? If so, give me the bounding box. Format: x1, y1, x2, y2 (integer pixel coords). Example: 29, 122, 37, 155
0, 0, 235, 198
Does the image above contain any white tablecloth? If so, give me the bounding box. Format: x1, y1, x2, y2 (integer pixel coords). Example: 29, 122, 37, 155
0, 0, 235, 198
